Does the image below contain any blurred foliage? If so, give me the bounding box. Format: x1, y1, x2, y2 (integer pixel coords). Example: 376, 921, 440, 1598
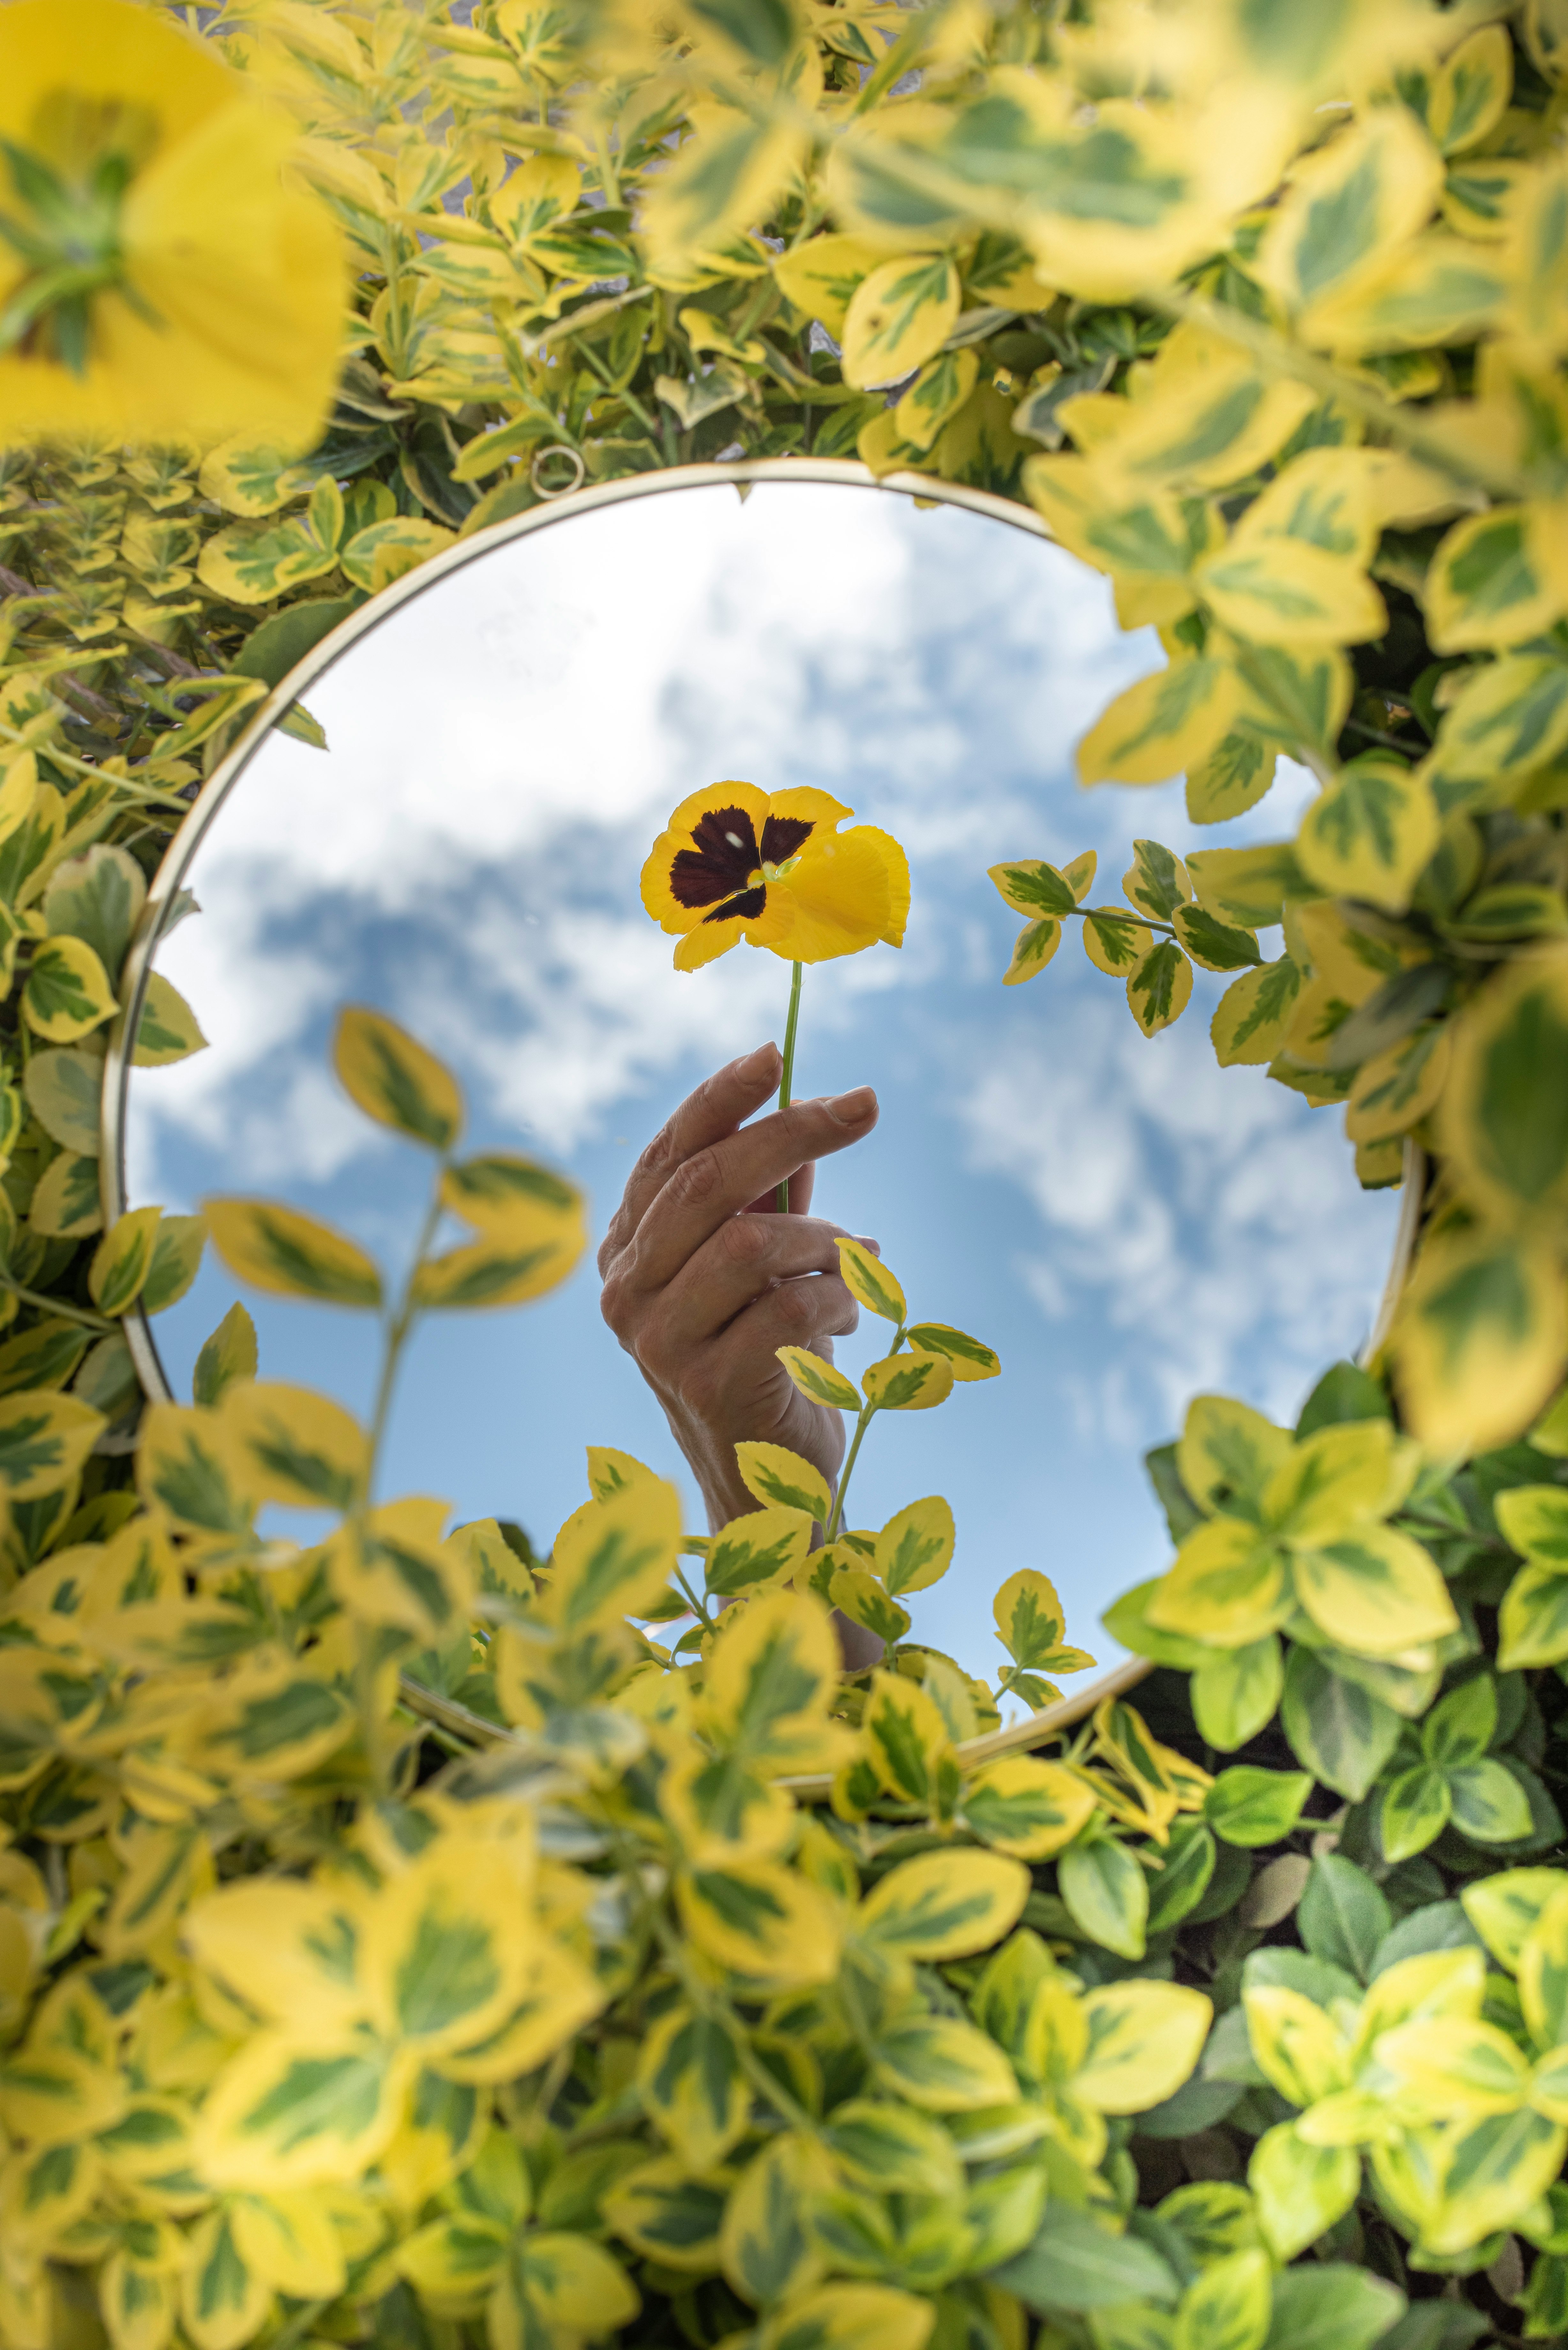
4, 4, 1568, 2350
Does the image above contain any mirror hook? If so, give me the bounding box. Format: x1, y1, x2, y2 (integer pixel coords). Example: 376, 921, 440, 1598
530, 443, 586, 499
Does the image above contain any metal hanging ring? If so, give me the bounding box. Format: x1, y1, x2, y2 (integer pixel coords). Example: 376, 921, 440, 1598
530, 443, 586, 498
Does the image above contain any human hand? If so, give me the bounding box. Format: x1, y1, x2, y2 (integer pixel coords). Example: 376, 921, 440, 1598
598, 1042, 878, 1532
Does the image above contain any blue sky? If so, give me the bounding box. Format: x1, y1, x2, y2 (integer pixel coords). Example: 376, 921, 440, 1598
125, 480, 1399, 1688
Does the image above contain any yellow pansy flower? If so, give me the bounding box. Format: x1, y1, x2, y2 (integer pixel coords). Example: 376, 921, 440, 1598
641, 782, 910, 974
0, 0, 344, 446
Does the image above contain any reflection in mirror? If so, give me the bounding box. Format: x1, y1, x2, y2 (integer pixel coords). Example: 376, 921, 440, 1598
119, 476, 1401, 1687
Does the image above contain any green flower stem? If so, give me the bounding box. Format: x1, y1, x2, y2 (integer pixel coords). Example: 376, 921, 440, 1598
826, 1402, 875, 1543
366, 1163, 449, 1495
356, 1158, 450, 1796
774, 959, 803, 1214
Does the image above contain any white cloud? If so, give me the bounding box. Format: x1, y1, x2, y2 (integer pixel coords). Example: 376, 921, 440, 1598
958, 986, 1398, 1442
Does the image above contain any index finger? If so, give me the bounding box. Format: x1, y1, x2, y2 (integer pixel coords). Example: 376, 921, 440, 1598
599, 1042, 781, 1274
622, 1086, 878, 1297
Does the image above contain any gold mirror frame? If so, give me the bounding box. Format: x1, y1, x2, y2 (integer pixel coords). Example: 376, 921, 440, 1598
100, 456, 1428, 1794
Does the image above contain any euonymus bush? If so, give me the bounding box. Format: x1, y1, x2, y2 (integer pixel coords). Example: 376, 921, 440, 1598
3, 2, 1568, 2349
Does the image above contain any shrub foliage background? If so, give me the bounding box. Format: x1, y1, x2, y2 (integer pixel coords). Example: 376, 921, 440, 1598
3, 4, 1568, 2350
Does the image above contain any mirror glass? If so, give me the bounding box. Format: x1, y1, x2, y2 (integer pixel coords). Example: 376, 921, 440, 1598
118, 474, 1401, 1688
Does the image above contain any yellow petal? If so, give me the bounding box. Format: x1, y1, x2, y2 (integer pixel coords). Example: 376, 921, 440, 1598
771, 826, 909, 964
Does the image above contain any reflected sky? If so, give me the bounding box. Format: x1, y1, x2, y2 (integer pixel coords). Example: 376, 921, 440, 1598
124, 479, 1400, 1685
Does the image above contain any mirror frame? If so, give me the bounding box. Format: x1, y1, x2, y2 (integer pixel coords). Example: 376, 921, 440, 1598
100, 454, 1427, 1786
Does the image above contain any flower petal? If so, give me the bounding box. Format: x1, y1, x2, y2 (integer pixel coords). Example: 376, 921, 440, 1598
770, 826, 910, 964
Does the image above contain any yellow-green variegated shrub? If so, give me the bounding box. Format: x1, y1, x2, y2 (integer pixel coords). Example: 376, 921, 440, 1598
4, 4, 1568, 2350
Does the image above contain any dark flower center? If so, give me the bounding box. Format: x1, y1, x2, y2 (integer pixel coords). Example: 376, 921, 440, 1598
669, 804, 759, 908
670, 805, 819, 925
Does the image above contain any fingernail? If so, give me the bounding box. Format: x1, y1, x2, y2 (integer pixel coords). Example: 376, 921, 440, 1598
739, 1042, 779, 1077
852, 1234, 881, 1255
825, 1085, 875, 1122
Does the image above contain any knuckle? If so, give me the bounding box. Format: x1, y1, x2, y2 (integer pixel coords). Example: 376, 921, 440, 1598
718, 1214, 770, 1268
669, 1149, 720, 1209
773, 1278, 818, 1333
636, 1123, 676, 1180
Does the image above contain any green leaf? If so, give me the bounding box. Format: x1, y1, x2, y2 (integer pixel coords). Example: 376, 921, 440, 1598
1281, 1647, 1401, 1801
1298, 1854, 1392, 1983
141, 1215, 206, 1316
1381, 1764, 1452, 1862
1204, 1767, 1312, 1847
1191, 1639, 1282, 1752
41, 846, 146, 988
229, 596, 359, 689
1262, 2266, 1405, 2350
994, 2207, 1180, 2314
23, 1048, 102, 1156
1059, 1835, 1148, 1959
1447, 1756, 1535, 1844
1173, 904, 1262, 972
193, 1303, 258, 1409
132, 973, 207, 1067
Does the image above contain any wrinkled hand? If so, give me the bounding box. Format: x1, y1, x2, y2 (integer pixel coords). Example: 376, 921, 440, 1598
599, 1042, 878, 1533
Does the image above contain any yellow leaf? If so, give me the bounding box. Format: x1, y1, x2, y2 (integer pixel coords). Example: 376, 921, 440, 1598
698, 1588, 850, 1775
1424, 505, 1568, 655
771, 233, 887, 336
196, 2033, 414, 2192
412, 1224, 585, 1309
863, 1667, 957, 1810
775, 1345, 861, 1412
1254, 110, 1446, 318
184, 1877, 367, 2038
755, 2283, 936, 2350
325, 1497, 467, 1643
1243, 1984, 1351, 2107
1297, 755, 1440, 910
545, 1476, 683, 1632
220, 1381, 369, 1512
675, 1859, 842, 1989
1003, 917, 1061, 984
735, 1440, 833, 1524
1127, 940, 1193, 1035
230, 2190, 347, 2300
834, 1236, 906, 1323
862, 1352, 954, 1411
333, 1006, 463, 1149
1440, 950, 1568, 1226
858, 1850, 1029, 1962
204, 1198, 381, 1307
1346, 1026, 1451, 1145
875, 1495, 954, 1596
960, 1757, 1098, 1858
360, 1830, 533, 2056
1074, 1981, 1213, 2111
1395, 1228, 1567, 1455
1291, 1523, 1459, 1656
1078, 658, 1242, 786
841, 253, 961, 390
1197, 537, 1387, 648
1147, 1518, 1293, 1650
1211, 957, 1302, 1066
88, 1207, 163, 1317
23, 934, 117, 1041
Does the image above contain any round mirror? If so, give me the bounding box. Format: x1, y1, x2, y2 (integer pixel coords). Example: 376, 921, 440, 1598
108, 462, 1405, 1700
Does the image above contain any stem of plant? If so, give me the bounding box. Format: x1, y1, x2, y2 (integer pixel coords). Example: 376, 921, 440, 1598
774, 959, 803, 1214
826, 1404, 874, 1542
